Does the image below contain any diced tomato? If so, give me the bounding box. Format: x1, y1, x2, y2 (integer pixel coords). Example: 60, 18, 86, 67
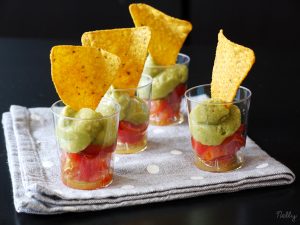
119, 121, 148, 133
175, 83, 187, 98
118, 121, 147, 144
191, 125, 246, 161
60, 143, 116, 189
191, 137, 209, 155
170, 83, 186, 103
155, 101, 174, 116
65, 151, 81, 162
150, 83, 186, 125
81, 144, 116, 157
150, 99, 169, 114
118, 129, 145, 144
78, 154, 111, 182
79, 145, 102, 157
150, 98, 175, 119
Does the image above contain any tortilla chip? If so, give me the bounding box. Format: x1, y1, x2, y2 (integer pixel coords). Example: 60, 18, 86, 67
81, 27, 151, 89
211, 30, 255, 102
50, 45, 120, 110
129, 3, 192, 65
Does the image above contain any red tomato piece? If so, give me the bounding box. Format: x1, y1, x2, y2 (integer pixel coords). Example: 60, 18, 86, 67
150, 83, 185, 125
81, 144, 116, 157
65, 151, 81, 162
169, 83, 186, 103
158, 105, 175, 121
119, 121, 148, 133
150, 99, 168, 114
118, 128, 145, 144
61, 143, 115, 184
191, 125, 246, 161
80, 145, 103, 157
175, 83, 187, 98
118, 121, 147, 144
151, 99, 175, 121
78, 155, 110, 182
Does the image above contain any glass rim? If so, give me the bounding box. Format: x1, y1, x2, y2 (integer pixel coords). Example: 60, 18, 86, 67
144, 53, 190, 69
50, 97, 121, 121
111, 74, 152, 92
184, 84, 252, 105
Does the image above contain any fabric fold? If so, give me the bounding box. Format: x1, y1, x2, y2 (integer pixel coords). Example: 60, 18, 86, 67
2, 106, 295, 214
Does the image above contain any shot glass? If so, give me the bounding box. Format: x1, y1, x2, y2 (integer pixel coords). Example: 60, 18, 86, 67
185, 84, 251, 172
143, 53, 190, 126
108, 74, 152, 154
51, 98, 120, 190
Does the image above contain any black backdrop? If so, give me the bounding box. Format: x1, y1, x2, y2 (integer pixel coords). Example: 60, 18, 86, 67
0, 0, 299, 46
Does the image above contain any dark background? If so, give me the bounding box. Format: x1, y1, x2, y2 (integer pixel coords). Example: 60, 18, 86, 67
1, 0, 299, 45
0, 0, 300, 224
1, 0, 299, 46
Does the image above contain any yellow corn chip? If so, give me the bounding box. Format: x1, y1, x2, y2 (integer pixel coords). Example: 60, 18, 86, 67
129, 3, 192, 65
211, 30, 255, 102
81, 27, 151, 89
50, 45, 120, 110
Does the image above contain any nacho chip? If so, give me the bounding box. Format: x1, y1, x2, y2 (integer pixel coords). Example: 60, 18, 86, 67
211, 30, 255, 102
81, 27, 151, 89
129, 3, 192, 65
50, 45, 120, 110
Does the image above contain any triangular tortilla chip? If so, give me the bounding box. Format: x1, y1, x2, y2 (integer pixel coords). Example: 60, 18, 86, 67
50, 45, 120, 110
211, 30, 255, 102
129, 3, 192, 65
81, 27, 151, 89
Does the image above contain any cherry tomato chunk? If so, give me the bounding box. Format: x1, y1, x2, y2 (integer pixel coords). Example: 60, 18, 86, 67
118, 121, 148, 144
150, 83, 186, 125
191, 125, 246, 161
60, 143, 116, 189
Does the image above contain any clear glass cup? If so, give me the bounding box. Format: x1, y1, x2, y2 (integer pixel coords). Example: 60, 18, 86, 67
51, 98, 120, 190
107, 74, 152, 154
143, 53, 190, 126
185, 84, 251, 172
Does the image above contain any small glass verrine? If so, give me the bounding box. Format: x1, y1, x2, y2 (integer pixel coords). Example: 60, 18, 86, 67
51, 98, 120, 190
185, 84, 251, 172
107, 74, 152, 154
143, 53, 190, 126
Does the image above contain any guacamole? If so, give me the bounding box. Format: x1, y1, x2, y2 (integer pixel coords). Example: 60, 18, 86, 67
189, 99, 241, 146
57, 105, 118, 153
107, 89, 149, 125
143, 55, 188, 100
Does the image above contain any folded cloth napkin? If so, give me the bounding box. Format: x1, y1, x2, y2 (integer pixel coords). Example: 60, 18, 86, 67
2, 105, 295, 214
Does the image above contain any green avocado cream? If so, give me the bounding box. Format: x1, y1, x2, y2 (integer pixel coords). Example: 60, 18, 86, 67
107, 89, 149, 125
57, 105, 118, 153
189, 99, 241, 146
143, 55, 188, 100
